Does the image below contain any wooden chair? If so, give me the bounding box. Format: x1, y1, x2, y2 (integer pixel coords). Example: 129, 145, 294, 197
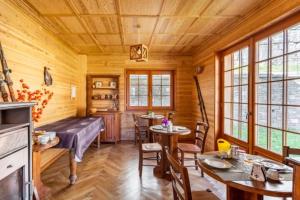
165, 147, 219, 200
136, 123, 162, 177
177, 122, 208, 173
167, 112, 175, 121
282, 146, 300, 167
133, 113, 149, 145
293, 160, 300, 200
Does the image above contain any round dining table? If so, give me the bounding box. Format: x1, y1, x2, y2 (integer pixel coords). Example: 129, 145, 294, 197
149, 125, 191, 179
197, 152, 293, 200
140, 114, 165, 142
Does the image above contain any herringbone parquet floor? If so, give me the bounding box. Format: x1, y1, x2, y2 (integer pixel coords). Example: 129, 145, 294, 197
42, 143, 286, 200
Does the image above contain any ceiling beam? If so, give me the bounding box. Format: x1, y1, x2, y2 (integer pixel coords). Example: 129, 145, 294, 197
114, 0, 125, 52
148, 0, 165, 50
64, 0, 104, 52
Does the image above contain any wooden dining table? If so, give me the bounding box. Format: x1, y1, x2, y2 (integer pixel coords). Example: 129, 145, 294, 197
149, 125, 191, 179
140, 114, 165, 142
198, 152, 293, 200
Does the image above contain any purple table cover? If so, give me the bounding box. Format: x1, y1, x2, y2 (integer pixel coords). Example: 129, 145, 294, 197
37, 117, 104, 162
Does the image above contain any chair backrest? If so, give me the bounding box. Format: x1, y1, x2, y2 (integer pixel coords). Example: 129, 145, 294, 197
293, 161, 300, 199
283, 146, 300, 166
194, 121, 209, 153
165, 147, 192, 200
167, 112, 175, 121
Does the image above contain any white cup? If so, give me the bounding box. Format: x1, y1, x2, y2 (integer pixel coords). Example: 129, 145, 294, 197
38, 135, 50, 145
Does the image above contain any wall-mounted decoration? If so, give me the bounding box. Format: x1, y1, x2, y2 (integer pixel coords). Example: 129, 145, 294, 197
44, 67, 53, 86
109, 81, 117, 88
94, 81, 103, 88
130, 44, 148, 62
71, 85, 76, 99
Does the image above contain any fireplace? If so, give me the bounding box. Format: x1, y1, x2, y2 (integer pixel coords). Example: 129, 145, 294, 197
0, 103, 35, 200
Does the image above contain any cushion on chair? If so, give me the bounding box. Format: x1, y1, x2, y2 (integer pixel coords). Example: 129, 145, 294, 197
191, 191, 220, 200
142, 143, 162, 152
178, 143, 201, 153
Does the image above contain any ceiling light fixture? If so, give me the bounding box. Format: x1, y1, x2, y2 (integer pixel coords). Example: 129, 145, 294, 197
130, 25, 148, 62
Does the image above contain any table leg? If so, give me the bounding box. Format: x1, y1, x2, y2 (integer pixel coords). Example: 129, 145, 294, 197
69, 150, 77, 185
153, 135, 178, 180
226, 185, 263, 200
32, 151, 50, 199
149, 119, 154, 143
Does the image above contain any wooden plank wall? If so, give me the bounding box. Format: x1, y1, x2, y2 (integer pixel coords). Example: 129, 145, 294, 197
191, 0, 300, 152
87, 54, 194, 141
0, 0, 86, 126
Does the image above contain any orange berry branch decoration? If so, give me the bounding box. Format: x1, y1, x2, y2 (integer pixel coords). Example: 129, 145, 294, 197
16, 79, 54, 122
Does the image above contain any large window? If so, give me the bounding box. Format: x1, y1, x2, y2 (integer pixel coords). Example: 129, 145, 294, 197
126, 70, 174, 110
221, 15, 300, 157
223, 47, 249, 142
255, 23, 300, 154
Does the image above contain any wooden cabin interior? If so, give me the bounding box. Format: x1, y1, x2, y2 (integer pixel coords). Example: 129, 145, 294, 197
0, 0, 300, 200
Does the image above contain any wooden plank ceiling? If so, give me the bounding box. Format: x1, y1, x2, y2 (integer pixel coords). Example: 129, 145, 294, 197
13, 0, 268, 55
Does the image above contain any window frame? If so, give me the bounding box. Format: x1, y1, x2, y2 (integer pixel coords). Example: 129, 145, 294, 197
219, 12, 300, 160
126, 69, 175, 111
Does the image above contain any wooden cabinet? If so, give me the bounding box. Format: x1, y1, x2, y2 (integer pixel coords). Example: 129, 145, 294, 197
87, 74, 121, 143
91, 112, 120, 143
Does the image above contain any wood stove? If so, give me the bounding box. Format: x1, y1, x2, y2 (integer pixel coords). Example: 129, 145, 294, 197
0, 103, 35, 200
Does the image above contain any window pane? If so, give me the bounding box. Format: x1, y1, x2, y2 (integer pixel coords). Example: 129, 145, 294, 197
224, 87, 232, 102
257, 38, 268, 61
162, 86, 170, 95
233, 121, 239, 138
152, 75, 161, 85
256, 83, 267, 104
139, 86, 147, 95
139, 75, 148, 85
224, 71, 232, 86
224, 119, 232, 135
152, 96, 161, 106
233, 86, 239, 102
271, 106, 283, 129
224, 54, 232, 71
271, 81, 283, 104
271, 32, 284, 57
130, 75, 138, 85
224, 103, 232, 118
256, 61, 268, 82
241, 85, 248, 103
130, 85, 138, 96
233, 51, 240, 68
287, 132, 300, 149
271, 57, 283, 81
233, 103, 239, 120
256, 126, 267, 148
233, 68, 240, 85
162, 96, 170, 106
152, 86, 161, 95
287, 23, 300, 53
241, 66, 248, 84
241, 122, 248, 141
139, 96, 148, 106
130, 96, 138, 106
256, 105, 268, 126
241, 104, 248, 122
287, 107, 300, 133
241, 47, 248, 66
162, 75, 171, 85
287, 52, 300, 79
271, 129, 282, 154
287, 80, 300, 105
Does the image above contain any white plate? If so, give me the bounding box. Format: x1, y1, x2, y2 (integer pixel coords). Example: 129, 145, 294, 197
152, 125, 163, 130
260, 160, 286, 170
175, 126, 187, 130
203, 158, 233, 169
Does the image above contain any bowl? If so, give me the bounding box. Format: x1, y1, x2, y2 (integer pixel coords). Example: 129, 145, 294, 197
38, 135, 50, 145
90, 108, 97, 114
46, 131, 56, 140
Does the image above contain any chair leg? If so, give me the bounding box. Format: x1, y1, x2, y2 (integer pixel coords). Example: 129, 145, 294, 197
156, 152, 160, 165
194, 153, 198, 170
139, 153, 143, 177
180, 150, 184, 166
97, 134, 101, 149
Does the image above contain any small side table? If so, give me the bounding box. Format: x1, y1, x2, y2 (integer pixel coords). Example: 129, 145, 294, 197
33, 137, 60, 200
